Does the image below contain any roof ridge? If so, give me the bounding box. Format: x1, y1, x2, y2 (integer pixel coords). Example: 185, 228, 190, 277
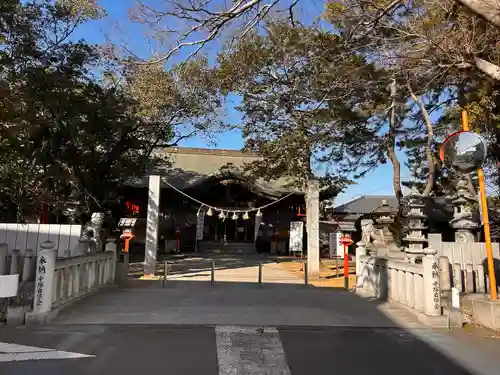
333, 195, 366, 208
163, 146, 260, 158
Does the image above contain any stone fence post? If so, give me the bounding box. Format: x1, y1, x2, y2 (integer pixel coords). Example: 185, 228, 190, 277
0, 243, 7, 275
355, 241, 366, 289
105, 238, 117, 284
438, 256, 451, 293
10, 249, 20, 275
422, 248, 441, 316
22, 249, 35, 282
33, 241, 57, 315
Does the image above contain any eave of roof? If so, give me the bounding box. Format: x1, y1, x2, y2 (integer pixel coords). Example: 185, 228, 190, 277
127, 147, 338, 199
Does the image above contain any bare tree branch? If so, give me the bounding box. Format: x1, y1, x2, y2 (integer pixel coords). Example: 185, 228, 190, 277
126, 0, 301, 64
407, 81, 436, 196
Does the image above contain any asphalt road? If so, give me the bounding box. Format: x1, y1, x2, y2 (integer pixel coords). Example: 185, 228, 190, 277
1, 324, 500, 375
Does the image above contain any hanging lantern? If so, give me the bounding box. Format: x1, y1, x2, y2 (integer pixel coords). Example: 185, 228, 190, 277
256, 208, 262, 217
206, 208, 213, 216
218, 210, 226, 220
232, 212, 238, 220
243, 211, 249, 220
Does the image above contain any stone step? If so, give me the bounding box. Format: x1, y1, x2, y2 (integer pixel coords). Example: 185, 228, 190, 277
199, 242, 255, 254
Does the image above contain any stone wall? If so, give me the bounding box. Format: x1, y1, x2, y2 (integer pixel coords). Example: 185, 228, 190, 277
356, 243, 446, 326
428, 233, 500, 270
0, 223, 84, 257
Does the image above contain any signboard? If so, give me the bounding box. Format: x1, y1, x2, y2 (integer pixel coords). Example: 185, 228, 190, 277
118, 217, 138, 228
452, 287, 460, 309
328, 232, 336, 258
254, 214, 262, 240
335, 232, 344, 258
289, 221, 304, 255
196, 211, 205, 241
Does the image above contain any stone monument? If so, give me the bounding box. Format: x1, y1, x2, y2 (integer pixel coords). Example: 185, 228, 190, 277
449, 178, 479, 243
403, 186, 428, 263
372, 200, 401, 256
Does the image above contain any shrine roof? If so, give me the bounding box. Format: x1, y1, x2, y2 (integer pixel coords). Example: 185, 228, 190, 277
333, 194, 454, 222
333, 195, 399, 215
126, 147, 306, 198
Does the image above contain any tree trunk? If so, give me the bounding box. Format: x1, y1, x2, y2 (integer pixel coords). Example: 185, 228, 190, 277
458, 0, 500, 28
387, 79, 403, 201
407, 83, 436, 196
474, 57, 500, 80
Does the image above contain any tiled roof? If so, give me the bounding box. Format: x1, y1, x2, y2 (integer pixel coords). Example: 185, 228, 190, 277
126, 147, 336, 198
333, 195, 399, 214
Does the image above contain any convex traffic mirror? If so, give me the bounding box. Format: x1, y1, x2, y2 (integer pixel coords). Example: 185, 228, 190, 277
440, 131, 488, 174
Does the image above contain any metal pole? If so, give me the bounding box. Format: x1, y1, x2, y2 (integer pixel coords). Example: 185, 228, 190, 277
211, 259, 215, 285
462, 110, 497, 300
344, 244, 349, 290
258, 262, 262, 287
163, 261, 168, 288
304, 260, 308, 285
478, 169, 498, 300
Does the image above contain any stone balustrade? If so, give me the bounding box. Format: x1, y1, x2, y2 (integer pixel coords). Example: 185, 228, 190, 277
24, 239, 117, 324
356, 244, 444, 325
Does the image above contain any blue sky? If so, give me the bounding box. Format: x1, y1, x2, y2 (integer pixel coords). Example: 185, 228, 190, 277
72, 0, 414, 205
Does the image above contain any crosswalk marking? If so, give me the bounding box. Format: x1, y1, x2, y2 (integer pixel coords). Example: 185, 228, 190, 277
215, 326, 291, 375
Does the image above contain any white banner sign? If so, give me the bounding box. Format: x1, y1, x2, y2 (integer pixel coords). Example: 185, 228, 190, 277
336, 232, 344, 258
196, 211, 205, 241
254, 214, 262, 241
289, 221, 304, 254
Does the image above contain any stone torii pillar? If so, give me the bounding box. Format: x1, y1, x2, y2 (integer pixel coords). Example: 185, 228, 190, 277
144, 175, 161, 277
306, 179, 320, 277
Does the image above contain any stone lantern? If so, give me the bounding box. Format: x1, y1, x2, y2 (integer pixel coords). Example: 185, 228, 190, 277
403, 186, 428, 263
450, 178, 479, 243
371, 200, 400, 257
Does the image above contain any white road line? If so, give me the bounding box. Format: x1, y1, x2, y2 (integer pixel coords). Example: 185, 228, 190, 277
215, 326, 291, 375
0, 343, 50, 353
0, 342, 94, 362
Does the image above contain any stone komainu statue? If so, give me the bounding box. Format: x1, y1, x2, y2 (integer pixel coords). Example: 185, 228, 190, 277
360, 219, 385, 250
80, 212, 105, 252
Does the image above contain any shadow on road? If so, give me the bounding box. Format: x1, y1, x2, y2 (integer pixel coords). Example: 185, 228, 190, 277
2, 256, 498, 375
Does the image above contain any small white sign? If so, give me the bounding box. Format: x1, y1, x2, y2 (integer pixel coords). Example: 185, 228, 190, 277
196, 211, 205, 241
451, 287, 460, 309
336, 232, 344, 258
289, 221, 304, 254
0, 342, 94, 362
0, 274, 19, 298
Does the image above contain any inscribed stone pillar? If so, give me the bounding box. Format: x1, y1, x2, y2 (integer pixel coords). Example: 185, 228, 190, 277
144, 175, 161, 277
306, 180, 320, 277
33, 242, 57, 314
422, 248, 441, 316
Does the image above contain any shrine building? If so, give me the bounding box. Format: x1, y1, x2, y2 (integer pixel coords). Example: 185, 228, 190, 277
120, 147, 334, 256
